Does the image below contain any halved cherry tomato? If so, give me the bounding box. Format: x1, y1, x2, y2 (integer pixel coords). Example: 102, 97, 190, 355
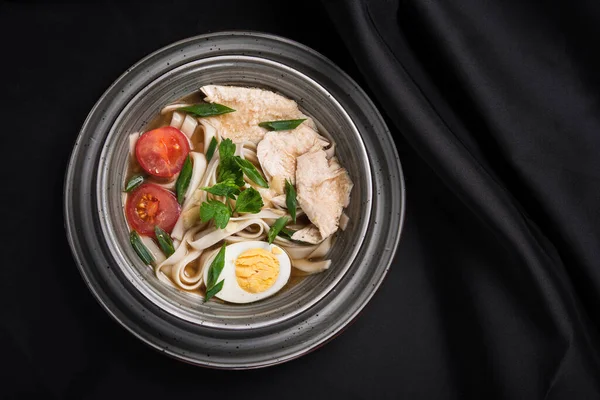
126, 183, 181, 235
135, 126, 190, 178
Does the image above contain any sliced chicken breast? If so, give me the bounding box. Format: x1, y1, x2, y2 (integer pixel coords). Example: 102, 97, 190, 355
201, 85, 314, 144
295, 150, 353, 239
291, 225, 323, 244
257, 124, 329, 194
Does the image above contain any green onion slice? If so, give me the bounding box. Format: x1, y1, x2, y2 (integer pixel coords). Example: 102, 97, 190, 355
206, 243, 227, 290
124, 175, 144, 192
285, 179, 297, 224
179, 103, 235, 118
234, 156, 269, 188
206, 137, 218, 162
258, 119, 306, 131
204, 280, 224, 302
154, 226, 175, 258
268, 217, 289, 244
175, 155, 192, 204
130, 231, 154, 265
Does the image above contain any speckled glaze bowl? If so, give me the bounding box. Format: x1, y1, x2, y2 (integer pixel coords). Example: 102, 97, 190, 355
64, 32, 405, 368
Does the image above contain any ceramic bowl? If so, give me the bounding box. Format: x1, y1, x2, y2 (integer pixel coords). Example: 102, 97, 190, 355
64, 31, 405, 368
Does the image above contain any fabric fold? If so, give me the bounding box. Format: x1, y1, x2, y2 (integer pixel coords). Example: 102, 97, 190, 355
323, 0, 600, 397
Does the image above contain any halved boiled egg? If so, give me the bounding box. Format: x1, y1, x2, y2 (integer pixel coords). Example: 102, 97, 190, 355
203, 241, 291, 304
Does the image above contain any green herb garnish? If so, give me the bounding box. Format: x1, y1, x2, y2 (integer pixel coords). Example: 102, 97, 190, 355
234, 156, 269, 188
199, 140, 264, 229
179, 103, 235, 118
205, 137, 218, 162
206, 243, 226, 289
175, 155, 192, 204
205, 280, 224, 302
218, 138, 236, 159
268, 217, 289, 244
125, 175, 144, 192
258, 118, 306, 131
130, 231, 154, 265
202, 179, 241, 199
200, 200, 232, 229
217, 139, 244, 186
234, 187, 264, 214
154, 226, 175, 257
205, 243, 227, 302
285, 179, 297, 223
218, 160, 244, 186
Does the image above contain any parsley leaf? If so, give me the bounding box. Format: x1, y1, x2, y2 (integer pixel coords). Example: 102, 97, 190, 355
234, 187, 264, 214
202, 179, 241, 199
201, 140, 265, 225
219, 138, 236, 160
217, 139, 244, 186
285, 179, 297, 224
218, 158, 244, 186
200, 200, 232, 229
268, 217, 289, 244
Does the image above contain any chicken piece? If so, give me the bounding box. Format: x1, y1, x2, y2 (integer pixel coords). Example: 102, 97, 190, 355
291, 225, 323, 244
201, 85, 314, 144
257, 124, 329, 194
295, 150, 353, 239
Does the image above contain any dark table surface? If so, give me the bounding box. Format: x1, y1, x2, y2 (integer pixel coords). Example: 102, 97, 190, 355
3, 0, 600, 399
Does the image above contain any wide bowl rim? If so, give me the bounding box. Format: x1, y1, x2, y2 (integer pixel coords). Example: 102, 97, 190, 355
63, 30, 406, 369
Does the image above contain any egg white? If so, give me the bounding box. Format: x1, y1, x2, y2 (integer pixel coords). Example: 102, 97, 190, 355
203, 241, 291, 304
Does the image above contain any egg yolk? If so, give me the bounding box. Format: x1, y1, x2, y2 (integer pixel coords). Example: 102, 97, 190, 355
235, 248, 280, 293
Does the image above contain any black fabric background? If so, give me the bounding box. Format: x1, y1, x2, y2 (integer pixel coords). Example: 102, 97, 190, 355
2, 0, 600, 398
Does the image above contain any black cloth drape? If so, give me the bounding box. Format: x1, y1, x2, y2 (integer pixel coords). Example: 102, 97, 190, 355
3, 0, 600, 398
322, 0, 600, 397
